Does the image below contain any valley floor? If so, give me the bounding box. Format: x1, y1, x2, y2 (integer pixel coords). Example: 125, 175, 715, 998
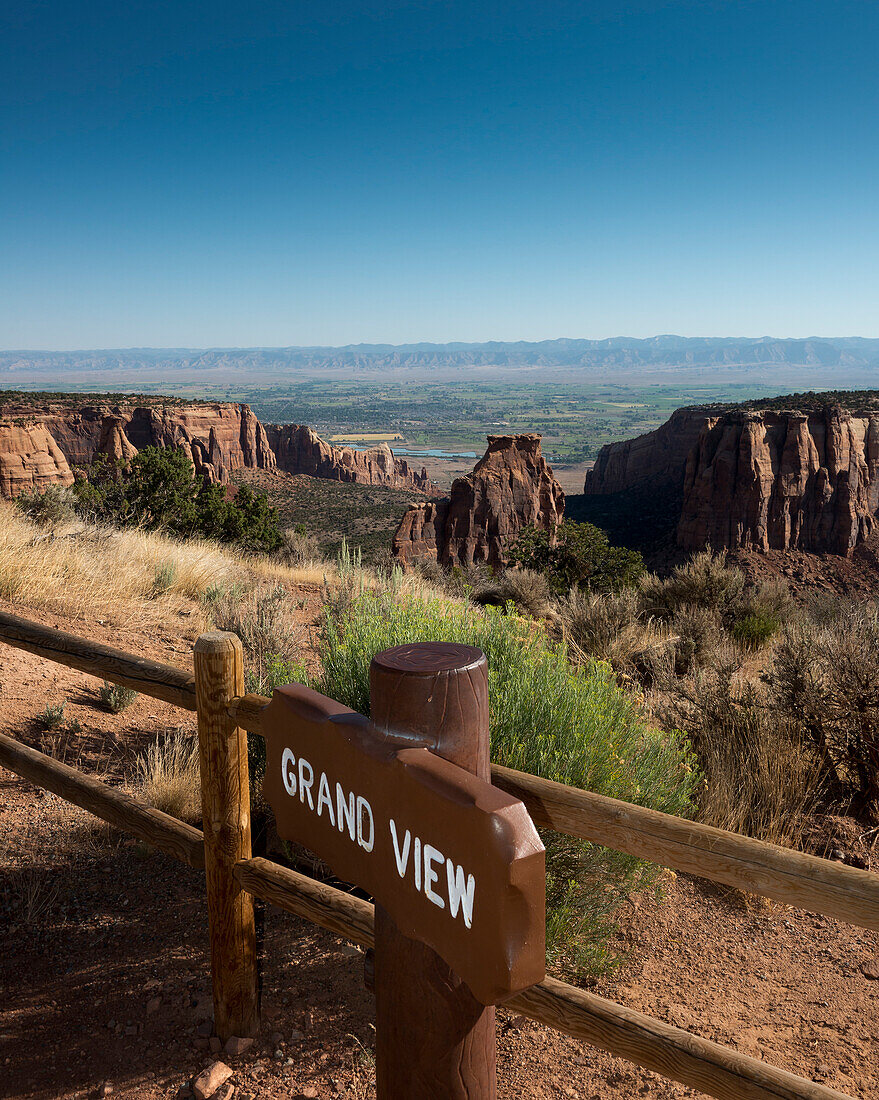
1, 598, 877, 1099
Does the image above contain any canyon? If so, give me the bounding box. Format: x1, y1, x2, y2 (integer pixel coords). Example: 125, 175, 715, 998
585, 400, 879, 555
393, 433, 564, 568
0, 398, 435, 498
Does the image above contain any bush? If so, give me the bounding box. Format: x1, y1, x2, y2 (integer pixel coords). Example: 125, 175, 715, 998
307, 591, 696, 978
511, 521, 644, 595
640, 550, 746, 626
39, 703, 66, 731
559, 587, 665, 674
472, 568, 555, 619
765, 607, 879, 819
73, 447, 282, 553
669, 603, 724, 673
99, 682, 138, 713
134, 730, 202, 823
731, 611, 781, 649
14, 485, 77, 527
281, 524, 322, 567
652, 650, 822, 848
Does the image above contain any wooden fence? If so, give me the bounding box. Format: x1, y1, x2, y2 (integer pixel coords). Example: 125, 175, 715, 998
0, 609, 874, 1099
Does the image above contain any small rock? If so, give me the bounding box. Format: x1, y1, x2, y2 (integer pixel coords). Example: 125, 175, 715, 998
273, 1049, 284, 1061
271, 1031, 284, 1045
861, 961, 879, 980
288, 1029, 304, 1043
192, 1061, 234, 1100
196, 1020, 214, 1038
210, 1036, 222, 1054
146, 997, 162, 1015
193, 1038, 210, 1052
815, 1063, 832, 1078
224, 1036, 254, 1058
830, 848, 846, 861
339, 943, 362, 957
99, 1086, 114, 1098
294, 1091, 319, 1100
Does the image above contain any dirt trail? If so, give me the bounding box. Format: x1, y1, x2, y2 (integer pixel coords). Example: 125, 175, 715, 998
1, 604, 877, 1099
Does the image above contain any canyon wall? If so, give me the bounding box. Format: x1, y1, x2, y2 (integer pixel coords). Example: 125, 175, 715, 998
679, 408, 879, 554
585, 404, 879, 556
0, 399, 435, 497
393, 434, 564, 568
266, 424, 435, 492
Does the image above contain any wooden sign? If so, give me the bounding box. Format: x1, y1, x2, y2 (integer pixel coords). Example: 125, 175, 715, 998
261, 681, 546, 1005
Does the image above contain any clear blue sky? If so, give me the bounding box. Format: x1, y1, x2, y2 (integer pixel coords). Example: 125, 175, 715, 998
2, 0, 877, 349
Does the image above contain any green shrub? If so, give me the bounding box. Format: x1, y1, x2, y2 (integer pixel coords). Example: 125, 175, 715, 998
73, 447, 282, 552
732, 611, 781, 649
39, 703, 66, 731
150, 561, 178, 598
511, 520, 644, 595
307, 591, 696, 978
67, 718, 83, 735
99, 682, 138, 714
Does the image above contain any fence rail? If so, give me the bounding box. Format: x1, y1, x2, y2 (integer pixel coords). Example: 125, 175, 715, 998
0, 609, 869, 1100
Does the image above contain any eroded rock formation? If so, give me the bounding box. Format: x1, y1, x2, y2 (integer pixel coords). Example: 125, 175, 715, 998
393, 434, 564, 568
266, 424, 435, 492
0, 424, 75, 497
585, 402, 879, 556
0, 398, 436, 498
679, 408, 879, 554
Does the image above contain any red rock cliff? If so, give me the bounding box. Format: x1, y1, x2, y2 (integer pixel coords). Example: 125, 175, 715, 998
0, 400, 276, 491
266, 424, 435, 493
678, 407, 879, 554
393, 434, 564, 568
584, 403, 879, 556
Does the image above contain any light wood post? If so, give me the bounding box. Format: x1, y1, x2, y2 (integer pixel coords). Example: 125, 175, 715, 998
194, 632, 260, 1041
370, 642, 496, 1099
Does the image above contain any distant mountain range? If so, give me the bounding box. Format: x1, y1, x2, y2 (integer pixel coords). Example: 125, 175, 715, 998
2, 336, 879, 374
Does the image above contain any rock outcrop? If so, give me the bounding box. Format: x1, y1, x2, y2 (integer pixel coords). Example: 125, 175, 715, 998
0, 423, 75, 497
393, 434, 564, 568
679, 408, 879, 554
266, 424, 435, 492
585, 402, 879, 556
0, 398, 436, 498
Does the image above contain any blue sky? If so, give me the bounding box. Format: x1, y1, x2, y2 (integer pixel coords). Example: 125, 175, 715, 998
2, 0, 877, 349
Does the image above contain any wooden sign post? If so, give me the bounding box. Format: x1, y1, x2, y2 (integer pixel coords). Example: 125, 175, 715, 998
259, 643, 545, 1099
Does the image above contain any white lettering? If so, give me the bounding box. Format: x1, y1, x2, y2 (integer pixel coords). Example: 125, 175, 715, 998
356, 796, 374, 852
281, 748, 297, 796
316, 772, 335, 826
336, 784, 355, 840
298, 757, 314, 809
414, 837, 422, 890
446, 860, 476, 928
423, 844, 445, 909
389, 819, 411, 878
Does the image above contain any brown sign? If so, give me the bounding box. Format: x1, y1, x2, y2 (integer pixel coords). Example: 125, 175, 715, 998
261, 682, 545, 1005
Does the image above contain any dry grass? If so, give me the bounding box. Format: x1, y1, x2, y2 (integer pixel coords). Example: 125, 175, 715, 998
133, 729, 202, 823
0, 499, 346, 627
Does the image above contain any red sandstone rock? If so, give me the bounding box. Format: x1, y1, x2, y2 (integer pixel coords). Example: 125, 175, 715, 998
393, 434, 564, 568
0, 424, 75, 497
266, 423, 435, 493
678, 407, 879, 554
586, 403, 879, 556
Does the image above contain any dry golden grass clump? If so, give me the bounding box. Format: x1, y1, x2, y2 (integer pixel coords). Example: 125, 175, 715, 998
133, 729, 202, 823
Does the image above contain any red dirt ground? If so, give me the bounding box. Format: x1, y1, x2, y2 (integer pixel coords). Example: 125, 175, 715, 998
1, 603, 878, 1099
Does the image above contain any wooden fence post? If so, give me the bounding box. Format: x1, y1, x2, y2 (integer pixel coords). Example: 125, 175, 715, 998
370, 642, 496, 1099
194, 632, 260, 1042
